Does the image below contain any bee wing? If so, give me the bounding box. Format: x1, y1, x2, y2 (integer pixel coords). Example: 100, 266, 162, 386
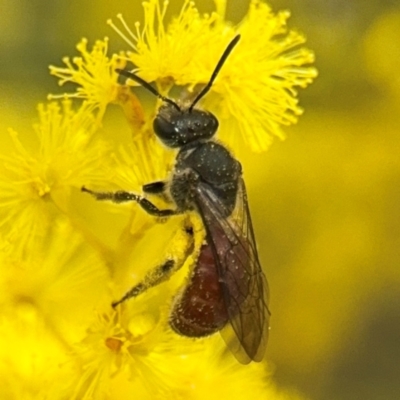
194, 178, 270, 364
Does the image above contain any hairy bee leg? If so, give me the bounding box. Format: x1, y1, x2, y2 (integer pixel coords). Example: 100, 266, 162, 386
112, 226, 195, 308
112, 260, 175, 308
81, 186, 176, 217
143, 181, 166, 194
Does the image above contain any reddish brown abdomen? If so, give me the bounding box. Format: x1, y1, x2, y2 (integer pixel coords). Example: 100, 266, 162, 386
170, 243, 228, 337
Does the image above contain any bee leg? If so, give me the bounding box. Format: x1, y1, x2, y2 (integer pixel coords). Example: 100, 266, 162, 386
81, 186, 177, 217
112, 259, 176, 307
112, 226, 194, 308
143, 181, 166, 194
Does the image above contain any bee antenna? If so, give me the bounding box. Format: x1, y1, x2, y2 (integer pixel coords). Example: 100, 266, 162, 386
189, 34, 241, 112
116, 69, 181, 112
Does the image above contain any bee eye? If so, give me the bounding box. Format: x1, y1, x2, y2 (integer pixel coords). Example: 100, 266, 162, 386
153, 116, 175, 140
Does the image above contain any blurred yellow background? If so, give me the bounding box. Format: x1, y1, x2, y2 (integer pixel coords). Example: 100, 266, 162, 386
1, 1, 399, 399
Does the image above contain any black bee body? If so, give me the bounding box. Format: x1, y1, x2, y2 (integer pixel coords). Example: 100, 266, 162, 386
83, 35, 270, 364
171, 140, 241, 216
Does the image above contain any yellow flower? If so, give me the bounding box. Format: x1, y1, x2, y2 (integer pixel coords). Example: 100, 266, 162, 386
108, 0, 220, 90
0, 303, 74, 399
107, 0, 317, 151
0, 100, 108, 253
204, 1, 318, 151
49, 38, 125, 119
0, 220, 109, 399
70, 307, 194, 399
51, 0, 316, 152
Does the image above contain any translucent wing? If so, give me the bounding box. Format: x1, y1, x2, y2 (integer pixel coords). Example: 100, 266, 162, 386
194, 178, 270, 363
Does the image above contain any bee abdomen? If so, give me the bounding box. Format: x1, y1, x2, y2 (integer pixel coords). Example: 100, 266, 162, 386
170, 244, 228, 337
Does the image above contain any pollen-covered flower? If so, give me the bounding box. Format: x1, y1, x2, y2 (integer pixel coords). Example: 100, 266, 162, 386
0, 100, 108, 253
108, 0, 317, 151
107, 0, 220, 89
49, 38, 125, 118
70, 307, 188, 399
204, 0, 318, 151
51, 0, 316, 152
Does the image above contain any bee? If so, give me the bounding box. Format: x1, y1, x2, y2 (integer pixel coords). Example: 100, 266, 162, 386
82, 35, 270, 364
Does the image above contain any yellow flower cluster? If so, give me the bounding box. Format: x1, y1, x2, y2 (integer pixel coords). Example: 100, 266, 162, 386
0, 1, 316, 399
50, 0, 317, 151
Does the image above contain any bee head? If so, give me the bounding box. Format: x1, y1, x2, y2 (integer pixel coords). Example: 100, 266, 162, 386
153, 104, 218, 148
